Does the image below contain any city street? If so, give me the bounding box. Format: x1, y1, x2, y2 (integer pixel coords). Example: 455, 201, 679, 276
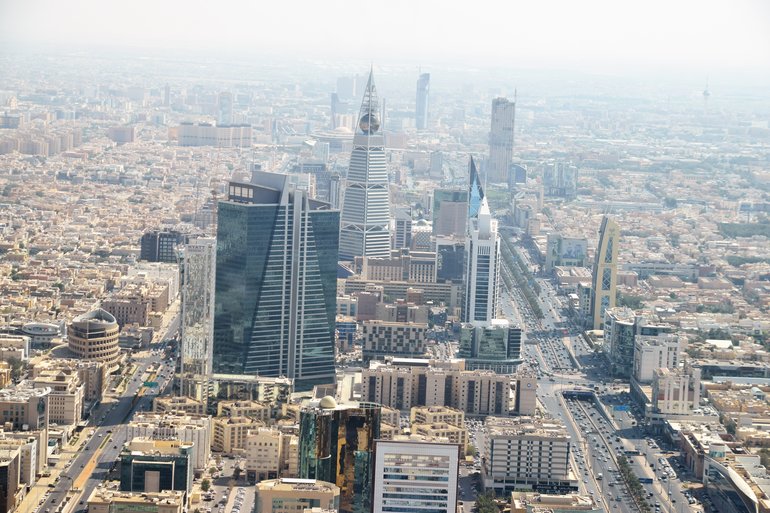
505, 240, 699, 513
31, 309, 180, 513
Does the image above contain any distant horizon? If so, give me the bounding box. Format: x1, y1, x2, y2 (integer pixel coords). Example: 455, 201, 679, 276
2, 0, 769, 84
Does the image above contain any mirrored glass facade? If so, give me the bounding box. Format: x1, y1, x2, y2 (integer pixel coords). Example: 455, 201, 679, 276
214, 175, 338, 391
180, 238, 216, 403
299, 405, 381, 513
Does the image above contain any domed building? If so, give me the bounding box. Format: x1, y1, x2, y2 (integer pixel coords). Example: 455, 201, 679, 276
68, 309, 120, 372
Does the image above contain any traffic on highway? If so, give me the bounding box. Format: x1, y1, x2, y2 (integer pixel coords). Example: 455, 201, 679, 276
504, 236, 702, 513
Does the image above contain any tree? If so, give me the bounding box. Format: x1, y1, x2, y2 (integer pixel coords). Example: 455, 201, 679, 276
6, 357, 25, 382
201, 478, 211, 492
473, 492, 498, 513
465, 444, 477, 457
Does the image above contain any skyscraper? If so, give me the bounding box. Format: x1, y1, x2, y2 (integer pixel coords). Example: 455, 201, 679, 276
432, 189, 467, 237
339, 70, 391, 260
415, 72, 430, 130
299, 398, 381, 513
488, 97, 516, 184
217, 91, 234, 126
463, 195, 500, 323
213, 172, 339, 391
590, 215, 620, 330
392, 207, 412, 250
180, 238, 216, 404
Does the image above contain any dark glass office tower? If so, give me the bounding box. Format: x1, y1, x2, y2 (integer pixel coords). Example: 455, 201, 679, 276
213, 171, 339, 391
299, 399, 381, 513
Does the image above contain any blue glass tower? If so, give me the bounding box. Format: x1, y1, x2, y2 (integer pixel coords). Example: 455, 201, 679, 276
468, 156, 485, 220
213, 172, 338, 391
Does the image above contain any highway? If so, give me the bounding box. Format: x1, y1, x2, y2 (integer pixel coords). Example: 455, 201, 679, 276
502, 236, 697, 513
34, 312, 179, 513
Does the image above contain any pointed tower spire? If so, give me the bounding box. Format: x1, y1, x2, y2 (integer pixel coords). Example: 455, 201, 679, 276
357, 69, 381, 135
468, 156, 485, 220
339, 68, 391, 260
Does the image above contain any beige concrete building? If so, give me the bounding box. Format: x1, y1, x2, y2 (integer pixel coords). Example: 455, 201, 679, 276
481, 416, 573, 493
359, 249, 437, 283
153, 395, 205, 416
126, 413, 211, 470
410, 405, 465, 426
255, 478, 339, 513
514, 373, 538, 416
217, 400, 271, 422
31, 358, 108, 402
373, 300, 429, 323
68, 308, 121, 371
0, 362, 10, 389
411, 422, 468, 447
0, 381, 50, 430
86, 483, 184, 513
212, 416, 263, 454
362, 360, 514, 415
379, 422, 400, 440
32, 369, 84, 426
0, 335, 30, 361
0, 432, 41, 485
244, 427, 296, 481
282, 435, 299, 478
102, 295, 151, 327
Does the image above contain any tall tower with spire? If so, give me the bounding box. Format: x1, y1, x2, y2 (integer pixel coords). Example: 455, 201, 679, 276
339, 70, 391, 260
463, 157, 500, 323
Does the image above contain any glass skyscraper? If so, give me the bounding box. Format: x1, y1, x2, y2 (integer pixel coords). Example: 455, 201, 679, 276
467, 157, 485, 219
299, 400, 381, 513
339, 69, 391, 260
213, 172, 338, 391
180, 237, 216, 404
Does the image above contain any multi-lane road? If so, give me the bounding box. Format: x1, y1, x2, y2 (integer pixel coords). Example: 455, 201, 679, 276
34, 314, 179, 513
502, 238, 699, 513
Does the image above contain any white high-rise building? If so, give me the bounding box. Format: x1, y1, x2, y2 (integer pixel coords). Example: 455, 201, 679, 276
463, 195, 500, 323
633, 333, 686, 383
339, 70, 391, 260
180, 238, 216, 404
372, 439, 458, 513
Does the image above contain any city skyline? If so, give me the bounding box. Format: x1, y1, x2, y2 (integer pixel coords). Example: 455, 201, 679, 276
0, 3, 768, 512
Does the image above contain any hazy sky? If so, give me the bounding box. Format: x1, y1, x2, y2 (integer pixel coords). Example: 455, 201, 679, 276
2, 0, 770, 76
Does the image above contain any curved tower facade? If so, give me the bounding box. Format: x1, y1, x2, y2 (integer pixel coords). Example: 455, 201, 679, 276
68, 308, 120, 371
339, 70, 391, 260
590, 215, 620, 330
